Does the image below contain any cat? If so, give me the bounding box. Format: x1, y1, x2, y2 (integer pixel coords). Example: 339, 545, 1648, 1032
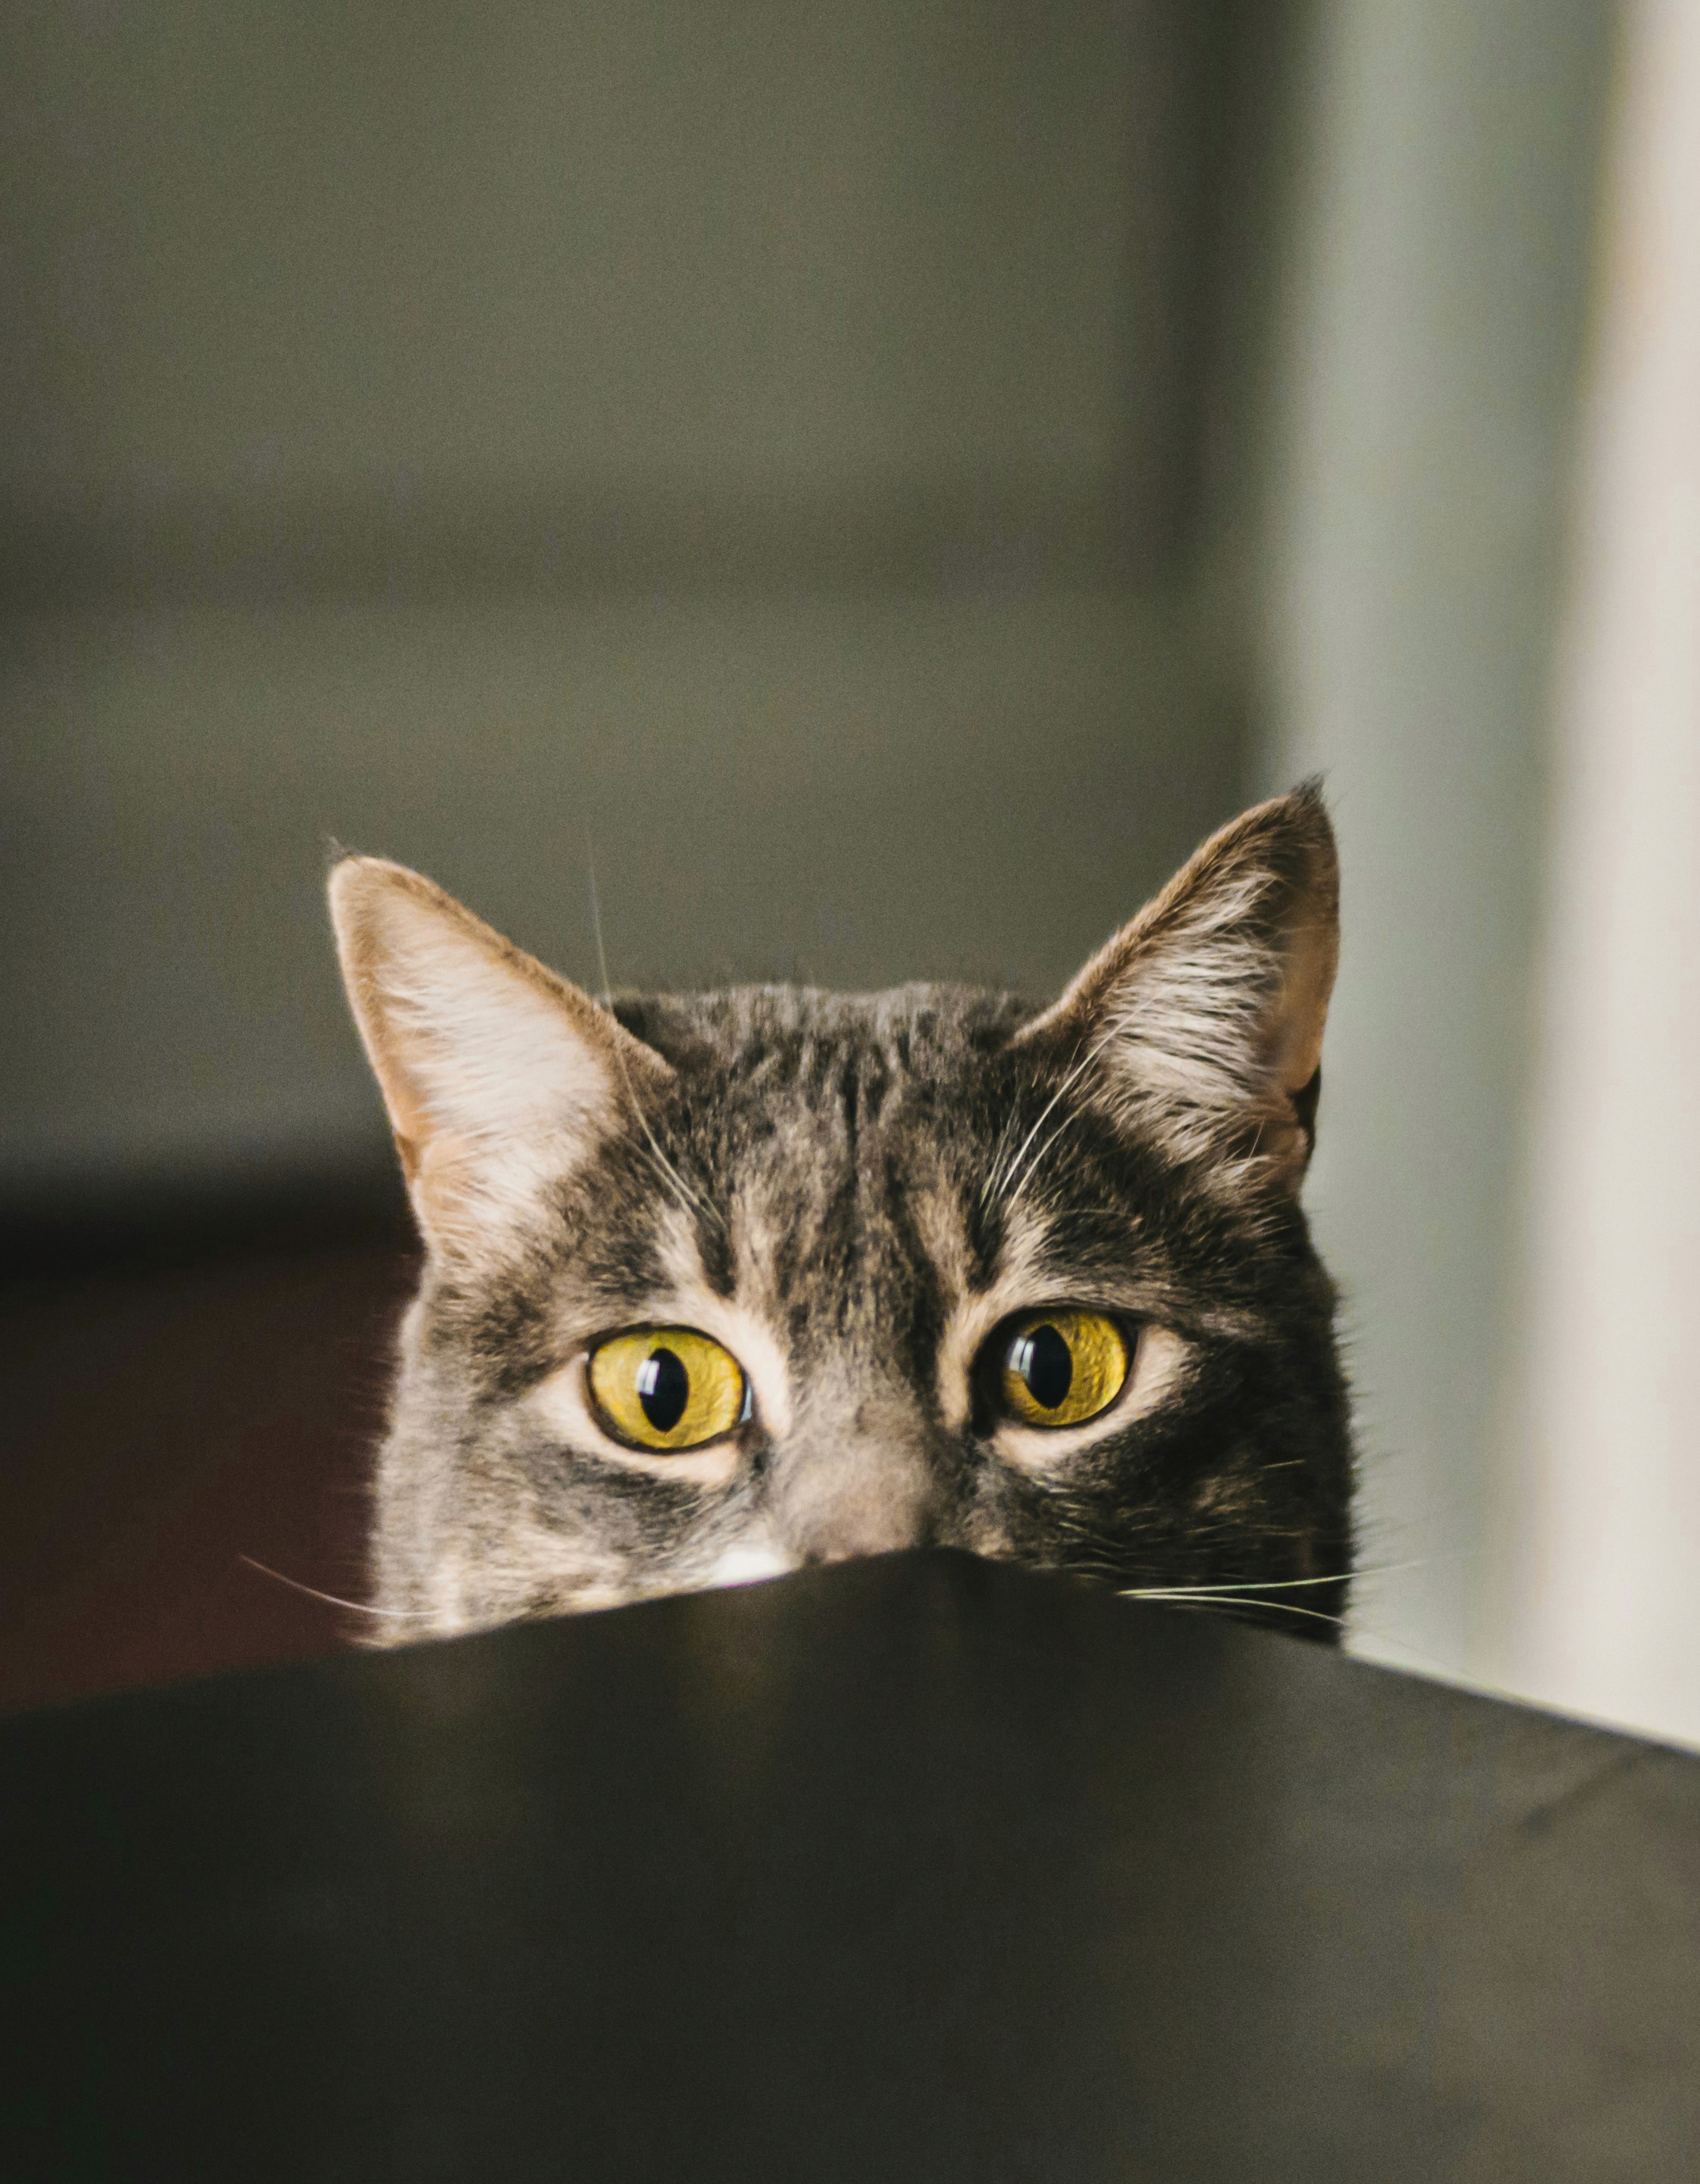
329, 784, 1353, 1645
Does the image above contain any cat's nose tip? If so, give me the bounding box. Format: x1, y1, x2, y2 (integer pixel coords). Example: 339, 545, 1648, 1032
797, 1508, 939, 1566
779, 1474, 941, 1564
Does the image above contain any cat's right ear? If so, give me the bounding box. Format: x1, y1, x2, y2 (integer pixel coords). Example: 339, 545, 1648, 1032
327, 856, 672, 1256
1013, 784, 1339, 1188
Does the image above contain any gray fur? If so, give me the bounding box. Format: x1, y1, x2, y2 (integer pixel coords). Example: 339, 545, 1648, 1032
341, 789, 1356, 1645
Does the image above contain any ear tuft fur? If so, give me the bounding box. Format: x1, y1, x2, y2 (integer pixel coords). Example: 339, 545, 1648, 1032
1018, 785, 1340, 1183
328, 855, 672, 1252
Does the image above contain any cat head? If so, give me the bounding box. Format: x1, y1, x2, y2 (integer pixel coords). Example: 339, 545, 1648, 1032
329, 785, 1352, 1642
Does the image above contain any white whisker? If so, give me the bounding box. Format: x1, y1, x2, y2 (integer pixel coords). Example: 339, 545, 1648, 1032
984, 1041, 1099, 1214
586, 838, 727, 1238
238, 1554, 410, 1619
586, 841, 615, 1013
1123, 1589, 1346, 1631
1003, 1102, 1085, 1213
1119, 1558, 1427, 1599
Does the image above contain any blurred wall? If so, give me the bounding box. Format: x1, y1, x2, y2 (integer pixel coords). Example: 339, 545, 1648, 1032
13, 2, 1682, 1744
1495, 0, 1700, 1748
1, 2, 1243, 1214
1250, 1, 1616, 1682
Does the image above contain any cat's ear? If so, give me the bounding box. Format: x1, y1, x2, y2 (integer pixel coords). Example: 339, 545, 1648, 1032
328, 855, 672, 1254
1017, 784, 1339, 1186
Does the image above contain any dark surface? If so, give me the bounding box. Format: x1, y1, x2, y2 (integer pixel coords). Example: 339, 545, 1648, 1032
3, 1552, 1698, 2183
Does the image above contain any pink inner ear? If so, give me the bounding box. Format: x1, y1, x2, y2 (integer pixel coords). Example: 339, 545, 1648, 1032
1007, 787, 1340, 1182
1269, 907, 1340, 1097
329, 852, 679, 1259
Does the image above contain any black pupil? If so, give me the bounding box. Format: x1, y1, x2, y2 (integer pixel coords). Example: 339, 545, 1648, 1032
636, 1347, 690, 1434
1015, 1323, 1073, 1411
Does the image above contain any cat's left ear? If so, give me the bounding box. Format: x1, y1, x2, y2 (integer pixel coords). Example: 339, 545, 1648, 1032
1016, 783, 1339, 1186
328, 855, 673, 1256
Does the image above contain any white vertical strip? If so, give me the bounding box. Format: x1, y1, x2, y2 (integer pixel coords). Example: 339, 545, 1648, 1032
1258, 1, 1609, 1681
1495, 1, 1700, 1746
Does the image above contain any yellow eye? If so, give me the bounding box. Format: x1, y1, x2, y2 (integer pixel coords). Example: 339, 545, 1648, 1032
997, 1308, 1130, 1428
587, 1326, 750, 1452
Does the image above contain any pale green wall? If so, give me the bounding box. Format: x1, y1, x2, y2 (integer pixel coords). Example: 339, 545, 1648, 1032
0, 3, 1240, 1208
0, 1, 1627, 1709
2, 589, 1232, 1196
3, 4, 1148, 509
1250, 0, 1616, 1677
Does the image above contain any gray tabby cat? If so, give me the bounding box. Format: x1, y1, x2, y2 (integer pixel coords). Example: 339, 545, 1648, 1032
329, 785, 1353, 1644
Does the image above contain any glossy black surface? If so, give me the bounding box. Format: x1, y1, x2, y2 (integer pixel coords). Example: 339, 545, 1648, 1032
4, 1552, 1698, 2182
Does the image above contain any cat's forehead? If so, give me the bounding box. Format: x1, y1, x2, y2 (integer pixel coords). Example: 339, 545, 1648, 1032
559, 976, 1254, 1337
641, 982, 1034, 1217
576, 983, 1029, 1339
614, 980, 1031, 1075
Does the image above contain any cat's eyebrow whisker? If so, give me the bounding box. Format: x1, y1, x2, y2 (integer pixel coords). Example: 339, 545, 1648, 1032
979, 1106, 1022, 1213
237, 1554, 411, 1619
983, 1041, 1099, 1214
637, 1118, 727, 1239
1003, 1102, 1085, 1214
999, 1024, 1139, 1213
585, 835, 620, 1014
586, 837, 728, 1240
981, 1058, 1064, 1212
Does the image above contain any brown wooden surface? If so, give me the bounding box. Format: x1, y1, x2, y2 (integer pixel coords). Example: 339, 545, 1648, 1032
0, 1233, 414, 1715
